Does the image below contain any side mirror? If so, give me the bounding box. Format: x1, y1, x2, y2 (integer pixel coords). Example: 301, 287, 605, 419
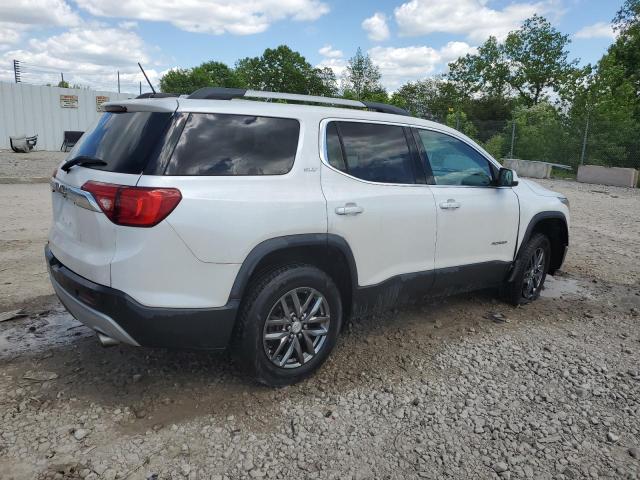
497, 168, 519, 187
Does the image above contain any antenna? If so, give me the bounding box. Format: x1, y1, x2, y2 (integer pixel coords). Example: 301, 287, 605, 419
138, 62, 156, 95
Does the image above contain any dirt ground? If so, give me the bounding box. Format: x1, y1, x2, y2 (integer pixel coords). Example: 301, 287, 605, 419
0, 150, 63, 311
0, 150, 65, 184
0, 171, 639, 479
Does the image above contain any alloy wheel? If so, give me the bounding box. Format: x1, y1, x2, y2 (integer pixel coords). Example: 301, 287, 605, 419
522, 247, 545, 299
262, 287, 331, 369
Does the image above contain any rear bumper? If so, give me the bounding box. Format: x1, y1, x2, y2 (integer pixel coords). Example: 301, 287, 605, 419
45, 245, 238, 349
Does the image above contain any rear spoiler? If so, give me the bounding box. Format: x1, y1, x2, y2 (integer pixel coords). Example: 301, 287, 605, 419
102, 97, 178, 113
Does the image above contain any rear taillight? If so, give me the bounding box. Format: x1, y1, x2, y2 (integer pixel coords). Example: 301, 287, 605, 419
81, 181, 182, 227
52, 167, 58, 178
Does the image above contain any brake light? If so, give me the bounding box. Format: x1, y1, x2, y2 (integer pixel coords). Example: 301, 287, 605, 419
81, 181, 182, 227
52, 167, 58, 179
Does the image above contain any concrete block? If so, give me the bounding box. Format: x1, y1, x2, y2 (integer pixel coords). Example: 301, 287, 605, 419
577, 165, 638, 188
503, 159, 553, 179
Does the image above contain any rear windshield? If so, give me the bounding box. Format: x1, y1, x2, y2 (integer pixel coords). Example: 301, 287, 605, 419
68, 111, 172, 174
165, 113, 300, 176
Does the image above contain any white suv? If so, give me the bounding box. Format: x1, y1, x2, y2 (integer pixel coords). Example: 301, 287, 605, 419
47, 88, 569, 386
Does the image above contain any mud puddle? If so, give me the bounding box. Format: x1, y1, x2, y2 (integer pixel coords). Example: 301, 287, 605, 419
541, 274, 593, 299
0, 308, 92, 359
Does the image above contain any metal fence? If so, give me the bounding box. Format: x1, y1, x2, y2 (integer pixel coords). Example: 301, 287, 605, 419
0, 82, 134, 151
9, 60, 148, 95
445, 113, 640, 172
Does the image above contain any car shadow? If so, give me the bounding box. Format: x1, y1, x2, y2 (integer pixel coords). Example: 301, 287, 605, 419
1, 280, 596, 432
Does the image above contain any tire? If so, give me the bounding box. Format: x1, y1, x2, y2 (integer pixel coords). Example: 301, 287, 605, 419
503, 233, 551, 306
232, 264, 342, 387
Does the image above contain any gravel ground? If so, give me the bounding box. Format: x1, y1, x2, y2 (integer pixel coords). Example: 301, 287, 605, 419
0, 179, 639, 479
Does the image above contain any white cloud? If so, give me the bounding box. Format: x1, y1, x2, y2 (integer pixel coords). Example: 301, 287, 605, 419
317, 44, 346, 77
0, 0, 80, 27
369, 42, 477, 90
118, 20, 139, 29
362, 12, 390, 41
394, 0, 551, 42
0, 23, 28, 48
0, 0, 80, 48
75, 0, 330, 35
574, 22, 615, 40
1, 26, 155, 92
319, 45, 343, 58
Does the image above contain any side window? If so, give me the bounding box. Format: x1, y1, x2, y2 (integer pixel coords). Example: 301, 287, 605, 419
416, 129, 493, 186
166, 113, 300, 175
327, 121, 416, 184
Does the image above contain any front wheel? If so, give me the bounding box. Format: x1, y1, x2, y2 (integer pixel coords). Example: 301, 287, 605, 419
233, 264, 342, 386
503, 233, 551, 305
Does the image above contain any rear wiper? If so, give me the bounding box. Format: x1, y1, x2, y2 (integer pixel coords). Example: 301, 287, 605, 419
61, 155, 107, 173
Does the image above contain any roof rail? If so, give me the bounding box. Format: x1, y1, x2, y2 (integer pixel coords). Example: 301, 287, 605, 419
186, 87, 410, 116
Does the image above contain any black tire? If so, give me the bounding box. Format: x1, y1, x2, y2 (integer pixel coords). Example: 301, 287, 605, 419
232, 264, 342, 387
503, 233, 551, 306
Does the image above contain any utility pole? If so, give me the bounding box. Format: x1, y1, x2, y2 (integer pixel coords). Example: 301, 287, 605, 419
117, 70, 120, 93
60, 72, 64, 86
139, 81, 142, 95
580, 110, 590, 166
509, 121, 516, 158
13, 60, 21, 83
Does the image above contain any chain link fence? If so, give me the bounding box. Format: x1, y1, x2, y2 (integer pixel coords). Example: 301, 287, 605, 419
442, 111, 640, 173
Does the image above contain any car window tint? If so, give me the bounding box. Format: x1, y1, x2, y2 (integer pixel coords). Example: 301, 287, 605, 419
325, 122, 346, 171
417, 129, 493, 186
67, 112, 172, 174
331, 121, 415, 184
166, 113, 300, 175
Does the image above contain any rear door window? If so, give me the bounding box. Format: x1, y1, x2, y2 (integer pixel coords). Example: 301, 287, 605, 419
326, 121, 416, 184
165, 113, 300, 175
68, 112, 172, 174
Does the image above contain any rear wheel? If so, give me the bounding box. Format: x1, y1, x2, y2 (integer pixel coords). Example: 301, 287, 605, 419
503, 233, 551, 305
233, 264, 342, 386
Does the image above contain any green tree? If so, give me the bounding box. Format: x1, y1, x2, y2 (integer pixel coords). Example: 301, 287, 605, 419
390, 77, 464, 120
482, 134, 506, 160
341, 47, 387, 101
448, 36, 510, 98
509, 103, 571, 163
445, 110, 478, 139
311, 66, 339, 97
613, 0, 640, 33
563, 0, 640, 168
235, 45, 335, 95
160, 61, 240, 94
609, 0, 640, 108
447, 15, 577, 106
504, 15, 578, 105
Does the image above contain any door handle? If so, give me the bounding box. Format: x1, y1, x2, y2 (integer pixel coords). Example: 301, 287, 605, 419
439, 199, 461, 210
335, 203, 364, 216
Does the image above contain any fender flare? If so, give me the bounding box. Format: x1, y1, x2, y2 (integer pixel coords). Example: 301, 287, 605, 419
508, 211, 568, 282
228, 233, 359, 302
516, 211, 568, 258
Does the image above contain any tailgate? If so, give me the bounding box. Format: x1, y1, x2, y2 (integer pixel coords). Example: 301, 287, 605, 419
48, 103, 176, 286
49, 169, 140, 286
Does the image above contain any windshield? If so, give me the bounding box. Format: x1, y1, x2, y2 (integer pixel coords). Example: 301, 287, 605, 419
68, 111, 172, 174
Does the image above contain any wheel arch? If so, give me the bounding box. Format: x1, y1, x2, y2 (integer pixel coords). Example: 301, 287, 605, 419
516, 211, 568, 275
228, 234, 358, 316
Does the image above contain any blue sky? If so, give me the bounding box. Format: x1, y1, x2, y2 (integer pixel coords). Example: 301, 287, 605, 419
0, 0, 624, 93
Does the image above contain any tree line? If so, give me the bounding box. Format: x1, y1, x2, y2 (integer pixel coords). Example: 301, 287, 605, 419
160, 1, 640, 169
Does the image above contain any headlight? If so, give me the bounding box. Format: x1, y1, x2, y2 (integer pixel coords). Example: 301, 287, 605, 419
558, 196, 570, 209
